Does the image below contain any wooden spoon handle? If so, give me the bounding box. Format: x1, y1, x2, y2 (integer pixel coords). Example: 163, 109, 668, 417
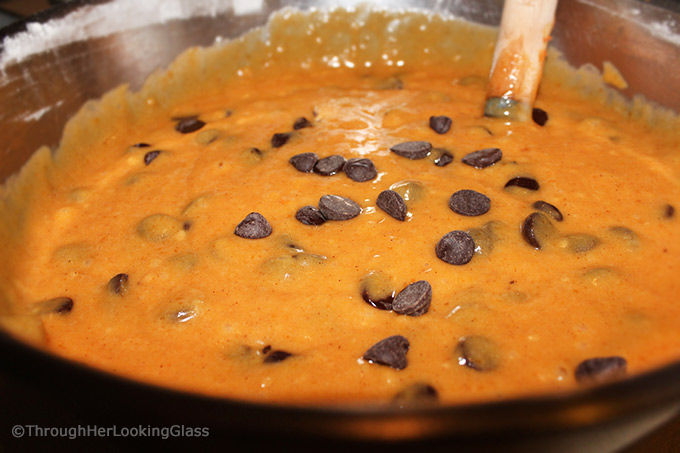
485, 0, 559, 121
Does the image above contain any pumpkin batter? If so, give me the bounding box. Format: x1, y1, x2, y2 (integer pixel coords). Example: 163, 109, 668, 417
0, 8, 679, 405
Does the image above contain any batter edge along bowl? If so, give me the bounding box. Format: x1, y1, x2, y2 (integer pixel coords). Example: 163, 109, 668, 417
0, 1, 679, 451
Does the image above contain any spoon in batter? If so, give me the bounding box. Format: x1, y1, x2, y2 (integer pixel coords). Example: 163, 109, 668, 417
484, 0, 559, 121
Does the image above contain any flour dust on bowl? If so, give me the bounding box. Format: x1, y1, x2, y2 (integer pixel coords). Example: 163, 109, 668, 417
0, 1, 679, 451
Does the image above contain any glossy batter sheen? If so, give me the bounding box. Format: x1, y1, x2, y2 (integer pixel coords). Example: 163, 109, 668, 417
1, 8, 679, 406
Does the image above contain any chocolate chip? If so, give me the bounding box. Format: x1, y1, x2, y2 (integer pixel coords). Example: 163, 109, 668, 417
390, 141, 432, 159
54, 298, 74, 314
575, 356, 627, 385
461, 148, 502, 168
182, 222, 192, 231
261, 345, 271, 355
295, 206, 326, 226
108, 273, 129, 296
665, 204, 675, 219
390, 180, 426, 203
505, 176, 540, 191
435, 231, 475, 265
132, 143, 151, 148
144, 150, 161, 165
289, 153, 319, 173
433, 149, 453, 167
607, 226, 639, 250
250, 147, 263, 157
360, 272, 395, 310
264, 350, 293, 364
532, 200, 563, 221
314, 155, 346, 176
344, 158, 377, 182
293, 117, 312, 130
392, 383, 439, 405
376, 190, 407, 221
466, 221, 500, 256
392, 281, 432, 316
455, 336, 501, 371
521, 212, 555, 249
318, 195, 361, 220
563, 234, 600, 253
271, 132, 292, 148
175, 117, 205, 134
234, 212, 272, 239
449, 190, 491, 216
137, 214, 184, 242
363, 335, 410, 370
429, 115, 452, 134
166, 307, 197, 323
532, 108, 549, 126
34, 297, 74, 315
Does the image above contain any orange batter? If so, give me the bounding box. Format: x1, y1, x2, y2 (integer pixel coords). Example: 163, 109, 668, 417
0, 8, 679, 406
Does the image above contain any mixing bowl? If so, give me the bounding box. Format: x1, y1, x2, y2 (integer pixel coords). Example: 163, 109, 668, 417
0, 1, 679, 451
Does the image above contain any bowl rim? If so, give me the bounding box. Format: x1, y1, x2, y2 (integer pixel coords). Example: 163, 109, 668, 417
2, 324, 680, 438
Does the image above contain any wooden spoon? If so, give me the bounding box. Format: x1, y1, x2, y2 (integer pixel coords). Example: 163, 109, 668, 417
484, 0, 559, 121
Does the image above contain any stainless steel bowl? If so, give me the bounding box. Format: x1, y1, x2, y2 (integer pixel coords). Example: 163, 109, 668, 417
1, 1, 679, 451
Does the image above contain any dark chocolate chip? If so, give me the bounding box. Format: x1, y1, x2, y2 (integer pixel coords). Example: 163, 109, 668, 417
532, 200, 563, 221
564, 233, 600, 253
376, 190, 407, 221
108, 273, 129, 296
264, 350, 293, 364
360, 272, 395, 311
455, 336, 501, 371
392, 281, 432, 316
132, 143, 151, 148
250, 147, 263, 157
575, 356, 627, 385
363, 335, 410, 370
293, 117, 312, 130
234, 212, 272, 239
35, 297, 74, 315
295, 206, 326, 226
175, 117, 205, 134
435, 231, 475, 265
261, 345, 272, 354
314, 155, 346, 176
392, 383, 439, 405
390, 141, 432, 160
271, 132, 292, 148
318, 195, 361, 220
289, 153, 319, 173
449, 190, 491, 216
521, 212, 554, 249
361, 289, 394, 310
532, 108, 549, 126
182, 222, 192, 231
461, 148, 503, 168
665, 204, 675, 219
144, 150, 161, 165
52, 298, 74, 314
433, 149, 454, 167
429, 115, 452, 134
344, 158, 377, 182
505, 176, 540, 191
